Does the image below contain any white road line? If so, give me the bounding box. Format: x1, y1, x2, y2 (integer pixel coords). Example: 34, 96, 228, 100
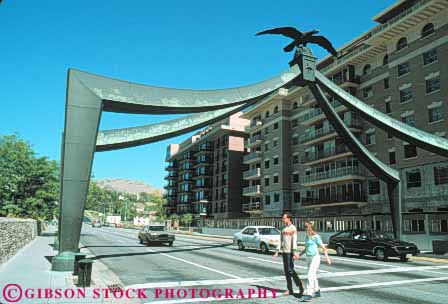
330, 256, 402, 268
246, 256, 330, 273
126, 265, 448, 290
322, 276, 448, 292
142, 276, 448, 304
146, 248, 241, 279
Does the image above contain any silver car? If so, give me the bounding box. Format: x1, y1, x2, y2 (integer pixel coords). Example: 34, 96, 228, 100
233, 226, 280, 254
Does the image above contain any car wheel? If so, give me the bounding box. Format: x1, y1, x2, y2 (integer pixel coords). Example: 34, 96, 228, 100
336, 245, 346, 256
237, 241, 245, 251
375, 248, 387, 261
260, 243, 268, 254
146, 239, 151, 246
400, 255, 409, 262
139, 238, 143, 245
168, 242, 173, 246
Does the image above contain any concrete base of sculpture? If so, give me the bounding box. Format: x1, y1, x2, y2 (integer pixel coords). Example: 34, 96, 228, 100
51, 251, 77, 272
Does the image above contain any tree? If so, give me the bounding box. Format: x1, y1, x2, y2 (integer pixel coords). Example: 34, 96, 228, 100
181, 213, 193, 229
0, 135, 59, 220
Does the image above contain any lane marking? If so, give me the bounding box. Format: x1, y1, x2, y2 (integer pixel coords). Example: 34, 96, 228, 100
246, 256, 330, 273
142, 276, 448, 304
146, 248, 241, 279
126, 264, 448, 290
322, 276, 448, 292
330, 256, 402, 268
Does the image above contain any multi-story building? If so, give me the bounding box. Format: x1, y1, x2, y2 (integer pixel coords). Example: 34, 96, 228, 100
238, 0, 448, 247
164, 113, 250, 220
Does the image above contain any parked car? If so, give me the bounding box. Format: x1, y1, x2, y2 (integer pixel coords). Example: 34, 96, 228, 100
114, 223, 123, 228
233, 226, 280, 254
328, 230, 419, 262
91, 220, 102, 228
138, 225, 175, 246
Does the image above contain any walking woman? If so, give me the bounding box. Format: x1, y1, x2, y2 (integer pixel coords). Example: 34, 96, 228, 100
298, 221, 332, 302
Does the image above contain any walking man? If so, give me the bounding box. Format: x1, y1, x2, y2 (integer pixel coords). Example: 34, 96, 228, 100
274, 212, 304, 296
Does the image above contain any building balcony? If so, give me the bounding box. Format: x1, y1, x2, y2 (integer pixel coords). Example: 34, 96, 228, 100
179, 166, 195, 172
243, 168, 261, 180
299, 119, 363, 145
164, 174, 178, 180
192, 198, 211, 204
302, 166, 366, 187
243, 185, 261, 197
242, 202, 263, 213
246, 120, 263, 132
164, 184, 177, 190
301, 193, 368, 208
165, 164, 178, 171
243, 151, 262, 164
299, 101, 347, 126
164, 193, 177, 199
245, 135, 262, 148
193, 171, 213, 178
193, 185, 211, 191
301, 146, 352, 165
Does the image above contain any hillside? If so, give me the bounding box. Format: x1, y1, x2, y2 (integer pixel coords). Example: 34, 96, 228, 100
95, 178, 164, 197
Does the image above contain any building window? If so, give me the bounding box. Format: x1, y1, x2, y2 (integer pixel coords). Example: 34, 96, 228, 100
404, 144, 417, 159
265, 126, 269, 135
385, 101, 391, 114
396, 37, 407, 51
384, 77, 390, 89
387, 132, 393, 139
397, 62, 410, 77
363, 86, 373, 98
363, 64, 371, 75
406, 170, 421, 188
265, 111, 270, 118
411, 220, 425, 232
434, 166, 448, 185
294, 192, 300, 203
426, 77, 440, 94
423, 49, 438, 65
293, 173, 299, 183
389, 151, 396, 165
265, 143, 269, 151
274, 175, 279, 183
292, 137, 299, 145
293, 155, 299, 164
401, 114, 415, 127
274, 106, 279, 113
264, 160, 270, 169
274, 193, 280, 202
428, 106, 443, 123
274, 123, 279, 130
265, 177, 270, 186
293, 102, 298, 109
368, 180, 380, 195
383, 54, 389, 65
399, 87, 413, 103
273, 156, 279, 165
366, 132, 376, 145
292, 119, 298, 128
421, 23, 434, 38
265, 194, 271, 205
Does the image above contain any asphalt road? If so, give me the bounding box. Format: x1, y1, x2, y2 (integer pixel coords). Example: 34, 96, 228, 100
80, 225, 448, 304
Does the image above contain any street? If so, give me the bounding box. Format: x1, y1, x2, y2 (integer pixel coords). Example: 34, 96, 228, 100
80, 225, 448, 304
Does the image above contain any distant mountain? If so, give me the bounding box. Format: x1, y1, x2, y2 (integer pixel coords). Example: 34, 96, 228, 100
95, 178, 164, 197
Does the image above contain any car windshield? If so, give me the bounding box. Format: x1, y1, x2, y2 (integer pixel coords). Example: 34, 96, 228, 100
148, 226, 165, 231
371, 232, 394, 240
258, 228, 280, 235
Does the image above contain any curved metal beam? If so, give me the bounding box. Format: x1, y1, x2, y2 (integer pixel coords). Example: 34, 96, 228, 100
70, 66, 300, 114
96, 104, 242, 151
316, 70, 448, 157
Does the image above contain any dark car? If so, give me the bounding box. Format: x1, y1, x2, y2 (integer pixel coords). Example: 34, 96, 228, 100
328, 230, 419, 262
138, 225, 175, 246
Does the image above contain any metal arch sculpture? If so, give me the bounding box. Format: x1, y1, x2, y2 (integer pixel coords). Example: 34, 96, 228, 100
53, 66, 302, 270
54, 27, 448, 271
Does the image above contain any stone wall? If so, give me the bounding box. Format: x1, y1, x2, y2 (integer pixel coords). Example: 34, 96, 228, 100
0, 218, 37, 264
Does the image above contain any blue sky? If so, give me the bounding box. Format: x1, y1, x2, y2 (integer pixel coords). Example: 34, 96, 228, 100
0, 0, 395, 189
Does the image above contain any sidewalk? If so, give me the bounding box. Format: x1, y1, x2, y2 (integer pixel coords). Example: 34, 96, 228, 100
0, 226, 138, 304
